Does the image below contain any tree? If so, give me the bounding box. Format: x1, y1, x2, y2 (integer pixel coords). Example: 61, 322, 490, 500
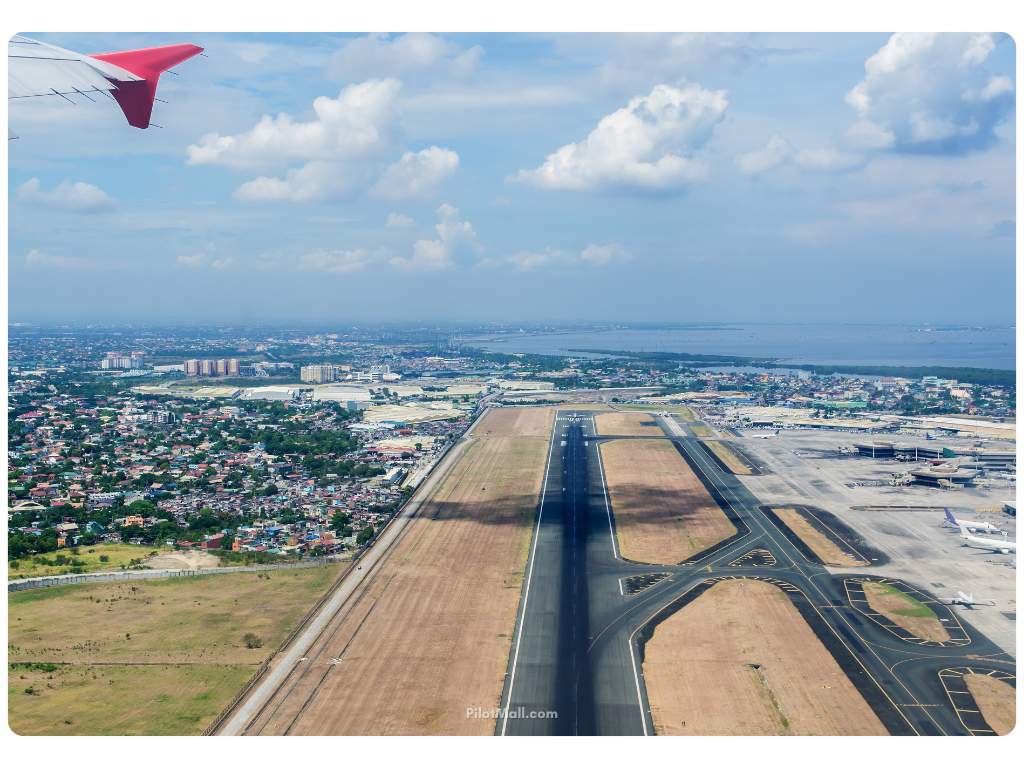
356, 525, 375, 546
220, 535, 235, 550
243, 632, 263, 649
330, 511, 350, 530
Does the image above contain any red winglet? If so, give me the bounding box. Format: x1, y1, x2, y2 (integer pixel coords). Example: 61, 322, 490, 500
88, 44, 204, 128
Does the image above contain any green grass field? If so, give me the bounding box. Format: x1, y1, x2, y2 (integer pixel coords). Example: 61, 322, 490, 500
8, 543, 176, 580
689, 424, 715, 437
9, 662, 254, 735
869, 582, 938, 619
8, 563, 347, 734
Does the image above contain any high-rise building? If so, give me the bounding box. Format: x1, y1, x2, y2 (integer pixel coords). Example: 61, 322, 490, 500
301, 365, 337, 383
216, 359, 228, 376
227, 358, 240, 377
184, 359, 200, 376
200, 360, 215, 376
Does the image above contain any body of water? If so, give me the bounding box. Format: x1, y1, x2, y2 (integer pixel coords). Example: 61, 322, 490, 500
467, 325, 1016, 370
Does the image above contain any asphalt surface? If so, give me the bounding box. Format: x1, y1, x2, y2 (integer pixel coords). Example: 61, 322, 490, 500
496, 410, 1016, 737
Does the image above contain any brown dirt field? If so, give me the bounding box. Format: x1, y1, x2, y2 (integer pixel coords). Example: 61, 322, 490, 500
773, 508, 867, 567
600, 440, 736, 565
706, 441, 752, 474
143, 550, 222, 570
643, 580, 889, 736
861, 582, 950, 642
595, 411, 665, 436
963, 674, 1016, 735
274, 406, 554, 735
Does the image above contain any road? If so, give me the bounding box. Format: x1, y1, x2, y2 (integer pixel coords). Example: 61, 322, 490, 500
495, 410, 1015, 736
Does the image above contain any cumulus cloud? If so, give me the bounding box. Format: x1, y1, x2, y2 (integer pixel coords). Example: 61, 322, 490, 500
844, 32, 1014, 154
487, 243, 631, 270
735, 134, 793, 175
512, 83, 727, 192
176, 253, 206, 268
386, 213, 416, 228
211, 257, 236, 270
390, 204, 479, 271
580, 243, 632, 264
298, 247, 390, 273
16, 178, 116, 214
369, 146, 460, 202
327, 33, 484, 82
186, 78, 459, 203
25, 249, 92, 269
736, 135, 863, 175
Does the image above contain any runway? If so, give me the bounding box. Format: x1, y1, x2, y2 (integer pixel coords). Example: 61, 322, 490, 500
496, 410, 1016, 736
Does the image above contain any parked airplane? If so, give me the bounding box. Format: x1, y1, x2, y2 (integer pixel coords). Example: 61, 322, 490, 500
958, 524, 1017, 554
943, 508, 1003, 534
751, 430, 780, 439
937, 591, 995, 609
9, 35, 203, 137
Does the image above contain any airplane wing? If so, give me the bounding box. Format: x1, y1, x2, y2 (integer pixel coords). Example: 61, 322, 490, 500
9, 35, 203, 133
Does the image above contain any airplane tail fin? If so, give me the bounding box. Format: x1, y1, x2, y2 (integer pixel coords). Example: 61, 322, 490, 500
88, 44, 203, 128
944, 508, 957, 525
774, 429, 780, 436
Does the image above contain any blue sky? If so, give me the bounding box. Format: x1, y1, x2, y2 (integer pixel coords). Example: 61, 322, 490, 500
7, 32, 1016, 324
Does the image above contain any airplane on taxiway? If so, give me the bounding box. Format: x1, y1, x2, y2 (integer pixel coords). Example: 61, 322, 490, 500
750, 429, 780, 439
957, 524, 1017, 554
943, 508, 1003, 534
937, 591, 996, 609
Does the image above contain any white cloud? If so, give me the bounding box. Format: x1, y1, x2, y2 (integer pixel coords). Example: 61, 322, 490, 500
386, 213, 416, 228
186, 78, 402, 172
791, 148, 862, 172
186, 79, 416, 203
369, 146, 460, 202
512, 83, 727, 192
581, 243, 632, 264
176, 253, 206, 268
503, 248, 572, 271
298, 248, 390, 273
390, 204, 479, 271
844, 33, 1014, 154
557, 33, 763, 91
211, 257, 236, 270
737, 136, 862, 175
16, 178, 116, 214
327, 33, 483, 82
735, 134, 793, 175
25, 249, 92, 269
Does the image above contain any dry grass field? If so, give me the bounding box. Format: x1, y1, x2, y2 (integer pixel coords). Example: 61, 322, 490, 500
772, 508, 868, 567
963, 674, 1016, 735
7, 563, 346, 734
643, 580, 888, 736
595, 411, 665, 436
9, 543, 177, 580
600, 440, 736, 564
861, 581, 950, 642
705, 441, 752, 474
689, 424, 715, 437
265, 407, 554, 736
